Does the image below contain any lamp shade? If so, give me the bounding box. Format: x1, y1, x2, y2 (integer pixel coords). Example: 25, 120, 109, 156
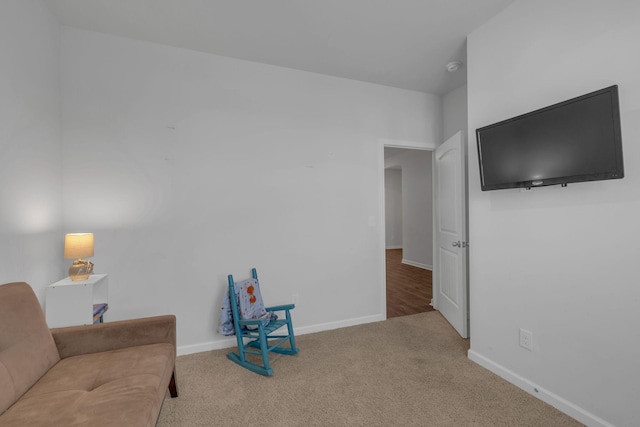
64, 233, 94, 259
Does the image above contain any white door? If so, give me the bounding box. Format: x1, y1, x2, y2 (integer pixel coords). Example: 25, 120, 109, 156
433, 131, 468, 338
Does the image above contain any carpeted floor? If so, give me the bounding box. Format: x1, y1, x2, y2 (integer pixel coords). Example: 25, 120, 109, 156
157, 311, 583, 426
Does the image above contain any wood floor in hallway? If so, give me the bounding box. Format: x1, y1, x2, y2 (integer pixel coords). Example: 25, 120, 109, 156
386, 248, 434, 318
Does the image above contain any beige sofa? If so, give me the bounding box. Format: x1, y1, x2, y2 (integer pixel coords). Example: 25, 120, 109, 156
0, 282, 178, 426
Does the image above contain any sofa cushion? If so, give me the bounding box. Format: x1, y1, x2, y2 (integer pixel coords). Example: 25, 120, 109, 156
0, 282, 60, 415
0, 342, 175, 427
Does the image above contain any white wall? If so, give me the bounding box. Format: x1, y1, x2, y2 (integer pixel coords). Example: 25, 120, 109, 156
443, 84, 468, 141
59, 27, 442, 352
384, 169, 403, 249
0, 0, 64, 302
385, 150, 433, 268
467, 1, 640, 426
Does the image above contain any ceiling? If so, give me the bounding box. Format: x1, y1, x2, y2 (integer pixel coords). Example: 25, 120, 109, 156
46, 0, 514, 95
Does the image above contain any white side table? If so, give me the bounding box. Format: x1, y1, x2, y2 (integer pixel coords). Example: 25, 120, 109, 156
45, 274, 108, 328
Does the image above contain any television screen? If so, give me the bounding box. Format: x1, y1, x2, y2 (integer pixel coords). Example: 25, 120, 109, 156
476, 85, 624, 191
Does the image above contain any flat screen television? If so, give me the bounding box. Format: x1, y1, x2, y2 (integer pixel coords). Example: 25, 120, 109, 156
476, 85, 624, 191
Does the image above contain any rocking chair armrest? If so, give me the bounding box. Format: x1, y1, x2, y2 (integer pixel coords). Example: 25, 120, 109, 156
265, 304, 295, 312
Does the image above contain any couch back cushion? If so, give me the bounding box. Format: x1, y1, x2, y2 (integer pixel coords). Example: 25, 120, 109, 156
0, 282, 60, 415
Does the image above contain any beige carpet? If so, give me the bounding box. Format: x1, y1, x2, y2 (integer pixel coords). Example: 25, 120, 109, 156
157, 311, 583, 426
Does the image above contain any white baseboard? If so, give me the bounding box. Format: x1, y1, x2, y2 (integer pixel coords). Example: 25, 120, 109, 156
294, 313, 385, 336
401, 259, 432, 270
177, 313, 386, 356
177, 338, 238, 355
385, 245, 403, 250
467, 350, 614, 427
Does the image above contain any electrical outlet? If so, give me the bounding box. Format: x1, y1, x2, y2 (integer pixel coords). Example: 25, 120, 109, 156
292, 294, 299, 305
519, 328, 533, 351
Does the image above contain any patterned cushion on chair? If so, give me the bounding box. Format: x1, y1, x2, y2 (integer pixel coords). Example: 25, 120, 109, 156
234, 279, 266, 320
218, 278, 275, 335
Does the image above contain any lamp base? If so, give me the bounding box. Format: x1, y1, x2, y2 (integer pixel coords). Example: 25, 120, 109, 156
69, 259, 94, 281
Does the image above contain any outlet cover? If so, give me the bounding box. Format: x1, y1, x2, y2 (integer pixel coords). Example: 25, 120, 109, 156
519, 328, 533, 351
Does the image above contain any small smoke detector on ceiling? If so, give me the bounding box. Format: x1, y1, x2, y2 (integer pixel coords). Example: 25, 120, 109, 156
446, 61, 463, 73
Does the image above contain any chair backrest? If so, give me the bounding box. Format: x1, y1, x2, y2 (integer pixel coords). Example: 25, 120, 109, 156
0, 282, 61, 415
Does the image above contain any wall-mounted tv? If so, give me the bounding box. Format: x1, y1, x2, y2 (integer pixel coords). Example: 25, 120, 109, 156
476, 85, 624, 191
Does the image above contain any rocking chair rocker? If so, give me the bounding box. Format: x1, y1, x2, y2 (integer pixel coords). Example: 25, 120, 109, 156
225, 268, 299, 376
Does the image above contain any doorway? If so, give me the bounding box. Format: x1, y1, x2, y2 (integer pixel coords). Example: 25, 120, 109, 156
383, 146, 434, 318
379, 134, 469, 337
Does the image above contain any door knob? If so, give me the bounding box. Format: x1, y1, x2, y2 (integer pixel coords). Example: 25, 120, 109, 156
452, 241, 461, 247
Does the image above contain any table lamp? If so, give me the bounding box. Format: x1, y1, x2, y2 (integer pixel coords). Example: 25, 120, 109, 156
64, 233, 94, 281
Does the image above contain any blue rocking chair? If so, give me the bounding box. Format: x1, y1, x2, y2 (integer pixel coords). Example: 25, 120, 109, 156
226, 268, 299, 376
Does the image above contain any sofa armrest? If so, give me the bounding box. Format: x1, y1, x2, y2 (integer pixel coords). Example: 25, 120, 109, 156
51, 315, 176, 359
